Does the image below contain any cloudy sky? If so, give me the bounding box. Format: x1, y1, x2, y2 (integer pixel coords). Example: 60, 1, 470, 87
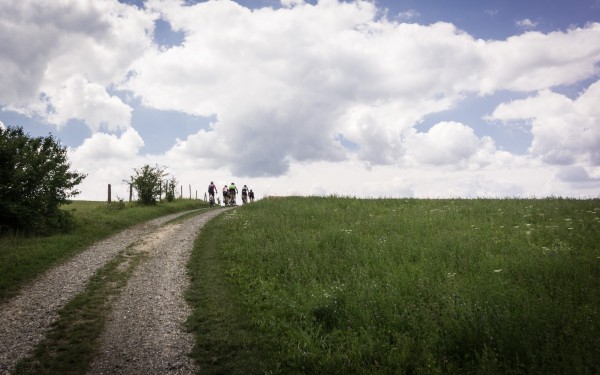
1, 0, 600, 200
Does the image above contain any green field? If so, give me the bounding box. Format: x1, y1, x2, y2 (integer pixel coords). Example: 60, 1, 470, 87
0, 199, 207, 302
188, 197, 600, 374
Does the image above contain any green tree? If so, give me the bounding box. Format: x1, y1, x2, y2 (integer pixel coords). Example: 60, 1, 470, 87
165, 178, 178, 202
128, 164, 168, 205
0, 126, 86, 234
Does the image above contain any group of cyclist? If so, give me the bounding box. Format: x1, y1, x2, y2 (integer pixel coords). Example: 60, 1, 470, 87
207, 181, 255, 207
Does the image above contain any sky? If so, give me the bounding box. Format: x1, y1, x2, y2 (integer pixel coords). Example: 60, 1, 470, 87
1, 0, 600, 200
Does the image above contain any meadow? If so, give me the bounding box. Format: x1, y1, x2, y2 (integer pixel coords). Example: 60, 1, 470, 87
0, 199, 207, 302
187, 197, 600, 374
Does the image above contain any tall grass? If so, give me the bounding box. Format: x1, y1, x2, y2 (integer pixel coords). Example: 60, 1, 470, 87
188, 197, 600, 374
0, 199, 207, 302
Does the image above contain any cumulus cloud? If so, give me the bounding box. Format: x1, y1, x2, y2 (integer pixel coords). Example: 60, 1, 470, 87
70, 127, 144, 161
488, 80, 600, 166
0, 0, 154, 131
479, 25, 600, 93
556, 166, 593, 183
127, 1, 484, 175
404, 122, 495, 168
121, 0, 600, 178
43, 76, 132, 132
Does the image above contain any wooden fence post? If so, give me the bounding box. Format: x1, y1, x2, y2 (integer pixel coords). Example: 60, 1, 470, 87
108, 184, 111, 204
129, 184, 133, 202
180, 185, 183, 199
189, 184, 191, 199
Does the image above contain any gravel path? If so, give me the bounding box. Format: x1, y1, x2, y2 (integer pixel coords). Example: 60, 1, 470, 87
0, 209, 223, 375
88, 209, 227, 374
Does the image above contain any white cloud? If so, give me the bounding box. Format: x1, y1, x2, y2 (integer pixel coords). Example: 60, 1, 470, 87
0, 0, 154, 131
0, 120, 4, 129
516, 18, 538, 29
43, 76, 132, 132
397, 9, 420, 20
123, 1, 600, 178
556, 165, 593, 183
480, 25, 600, 93
127, 1, 489, 175
404, 122, 491, 168
70, 127, 144, 161
203, 158, 584, 200
281, 0, 305, 8
489, 80, 600, 166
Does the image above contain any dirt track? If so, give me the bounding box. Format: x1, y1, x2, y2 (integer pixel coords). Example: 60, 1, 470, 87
0, 208, 227, 374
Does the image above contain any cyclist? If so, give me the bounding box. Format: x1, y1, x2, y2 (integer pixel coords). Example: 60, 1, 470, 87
208, 181, 217, 206
222, 185, 230, 206
241, 185, 249, 204
229, 182, 238, 205
249, 189, 255, 202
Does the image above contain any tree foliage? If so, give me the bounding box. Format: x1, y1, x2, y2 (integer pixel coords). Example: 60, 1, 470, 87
0, 126, 86, 234
128, 164, 168, 205
165, 178, 177, 202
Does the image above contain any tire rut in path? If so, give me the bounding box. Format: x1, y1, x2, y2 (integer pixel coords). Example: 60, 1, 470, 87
0, 209, 204, 375
87, 209, 229, 375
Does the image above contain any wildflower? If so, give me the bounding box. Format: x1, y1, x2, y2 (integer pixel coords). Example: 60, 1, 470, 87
493, 269, 502, 273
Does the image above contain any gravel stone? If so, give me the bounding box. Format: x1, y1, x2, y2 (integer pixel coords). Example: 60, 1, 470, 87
0, 209, 225, 375
88, 209, 227, 375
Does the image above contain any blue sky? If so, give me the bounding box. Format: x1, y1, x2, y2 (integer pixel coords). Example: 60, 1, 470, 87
1, 0, 599, 199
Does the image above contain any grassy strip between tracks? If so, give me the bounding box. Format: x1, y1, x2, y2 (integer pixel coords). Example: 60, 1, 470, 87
186, 196, 600, 374
0, 199, 207, 303
13, 246, 145, 375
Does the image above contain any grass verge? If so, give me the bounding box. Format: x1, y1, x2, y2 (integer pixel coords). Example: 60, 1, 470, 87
12, 245, 146, 375
187, 197, 600, 374
0, 199, 207, 303
186, 211, 279, 374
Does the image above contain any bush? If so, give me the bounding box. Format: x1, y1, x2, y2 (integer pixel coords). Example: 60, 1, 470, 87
128, 164, 168, 205
0, 126, 86, 234
165, 178, 177, 202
